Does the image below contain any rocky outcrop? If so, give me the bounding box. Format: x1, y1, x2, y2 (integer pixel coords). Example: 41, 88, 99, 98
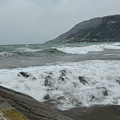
78, 76, 89, 85
0, 86, 73, 120
18, 72, 36, 80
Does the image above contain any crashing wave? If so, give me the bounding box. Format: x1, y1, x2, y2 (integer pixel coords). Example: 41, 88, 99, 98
0, 60, 120, 110
52, 43, 120, 54
0, 52, 13, 57
53, 45, 104, 54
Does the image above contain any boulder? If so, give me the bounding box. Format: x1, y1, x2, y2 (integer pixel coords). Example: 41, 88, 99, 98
44, 76, 52, 86
18, 71, 36, 80
78, 76, 89, 85
101, 87, 108, 96
96, 87, 108, 96
58, 76, 65, 82
60, 70, 67, 76
57, 96, 66, 101
116, 80, 120, 85
44, 94, 50, 100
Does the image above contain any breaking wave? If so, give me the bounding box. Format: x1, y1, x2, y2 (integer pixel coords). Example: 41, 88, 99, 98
53, 45, 104, 54
0, 52, 13, 57
1, 42, 120, 58
53, 43, 120, 54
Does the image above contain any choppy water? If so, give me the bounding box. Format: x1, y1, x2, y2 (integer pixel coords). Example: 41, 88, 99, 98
0, 42, 120, 110
0, 42, 120, 69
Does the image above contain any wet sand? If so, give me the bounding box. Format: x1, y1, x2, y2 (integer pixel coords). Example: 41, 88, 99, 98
43, 100, 120, 120
62, 105, 120, 120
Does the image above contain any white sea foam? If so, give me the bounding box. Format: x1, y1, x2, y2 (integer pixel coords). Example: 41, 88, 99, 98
54, 42, 120, 54
112, 42, 120, 46
0, 52, 13, 57
54, 45, 104, 54
0, 60, 120, 110
105, 54, 120, 56
100, 43, 120, 49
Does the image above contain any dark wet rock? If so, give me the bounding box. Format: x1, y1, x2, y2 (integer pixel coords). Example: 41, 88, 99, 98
44, 79, 49, 86
57, 96, 66, 101
0, 86, 73, 120
48, 72, 53, 75
56, 87, 59, 90
44, 76, 52, 86
60, 70, 67, 76
102, 87, 108, 96
45, 71, 53, 75
116, 80, 120, 85
71, 99, 79, 105
97, 87, 108, 96
18, 72, 30, 78
44, 94, 50, 100
89, 95, 96, 101
58, 76, 65, 81
18, 71, 36, 80
78, 76, 89, 85
73, 82, 78, 88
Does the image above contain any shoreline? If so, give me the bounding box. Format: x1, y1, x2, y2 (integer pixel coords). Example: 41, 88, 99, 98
62, 105, 120, 120
44, 99, 120, 120
0, 86, 120, 120
0, 86, 73, 120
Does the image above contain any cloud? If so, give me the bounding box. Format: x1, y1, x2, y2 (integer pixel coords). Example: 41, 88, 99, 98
0, 0, 120, 45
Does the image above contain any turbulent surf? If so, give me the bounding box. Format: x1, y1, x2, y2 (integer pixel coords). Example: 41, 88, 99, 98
0, 42, 120, 110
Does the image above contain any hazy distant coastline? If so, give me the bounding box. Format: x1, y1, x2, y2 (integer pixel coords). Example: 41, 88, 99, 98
46, 15, 120, 44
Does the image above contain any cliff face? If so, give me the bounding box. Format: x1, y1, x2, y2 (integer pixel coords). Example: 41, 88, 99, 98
46, 15, 120, 43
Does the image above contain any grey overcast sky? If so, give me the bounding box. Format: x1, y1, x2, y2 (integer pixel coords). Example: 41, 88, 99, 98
0, 0, 120, 45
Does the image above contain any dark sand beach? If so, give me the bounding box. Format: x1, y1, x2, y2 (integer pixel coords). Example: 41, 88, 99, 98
62, 105, 120, 120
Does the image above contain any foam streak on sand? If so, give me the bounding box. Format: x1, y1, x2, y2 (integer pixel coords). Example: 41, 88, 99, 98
0, 60, 120, 110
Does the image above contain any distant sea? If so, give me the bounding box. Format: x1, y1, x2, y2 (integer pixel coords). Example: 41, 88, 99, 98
0, 42, 120, 110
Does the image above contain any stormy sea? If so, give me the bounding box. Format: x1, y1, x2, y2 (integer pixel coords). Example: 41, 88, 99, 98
0, 42, 120, 111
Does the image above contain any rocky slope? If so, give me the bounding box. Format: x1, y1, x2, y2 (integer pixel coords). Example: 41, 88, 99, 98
0, 86, 73, 120
46, 14, 120, 43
